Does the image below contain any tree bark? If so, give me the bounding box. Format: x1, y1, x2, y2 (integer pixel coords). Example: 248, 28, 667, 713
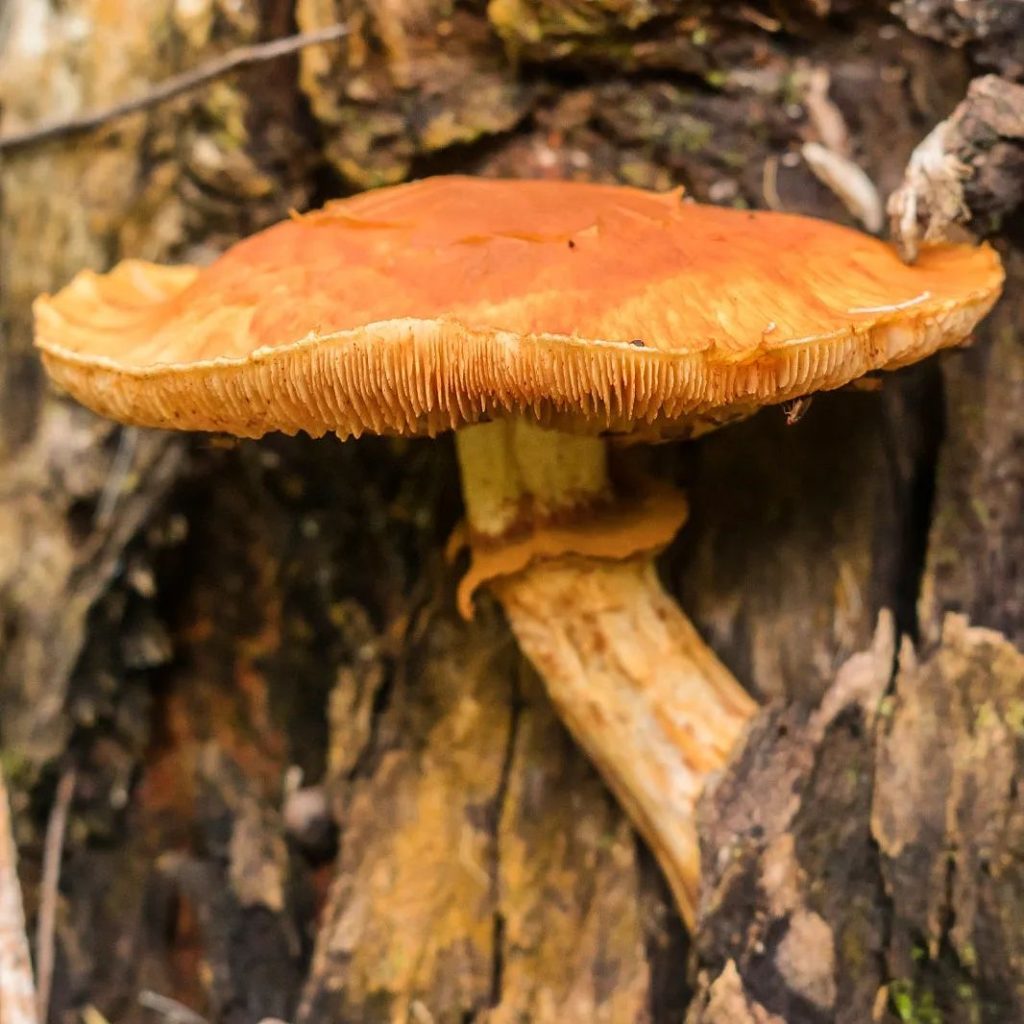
1, 2, 1021, 1023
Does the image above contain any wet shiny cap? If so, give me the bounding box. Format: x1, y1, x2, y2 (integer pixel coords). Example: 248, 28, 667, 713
35, 175, 1004, 439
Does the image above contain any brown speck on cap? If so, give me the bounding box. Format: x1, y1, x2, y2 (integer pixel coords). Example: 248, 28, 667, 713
34, 175, 1004, 441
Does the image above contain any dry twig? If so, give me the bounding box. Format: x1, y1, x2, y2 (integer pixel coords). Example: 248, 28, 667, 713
137, 991, 210, 1024
762, 154, 783, 211
34, 769, 75, 1024
0, 25, 350, 155
802, 142, 883, 233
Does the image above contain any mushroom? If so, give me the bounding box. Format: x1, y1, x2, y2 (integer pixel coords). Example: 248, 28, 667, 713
34, 176, 1004, 928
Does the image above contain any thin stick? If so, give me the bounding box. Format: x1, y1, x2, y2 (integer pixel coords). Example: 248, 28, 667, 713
0, 25, 349, 155
0, 763, 39, 1024
137, 991, 209, 1024
34, 769, 75, 1024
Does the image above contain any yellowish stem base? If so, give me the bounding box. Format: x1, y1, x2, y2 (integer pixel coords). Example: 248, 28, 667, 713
455, 419, 610, 538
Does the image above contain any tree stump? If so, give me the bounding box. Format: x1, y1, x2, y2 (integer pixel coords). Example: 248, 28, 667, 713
1, 2, 1021, 1022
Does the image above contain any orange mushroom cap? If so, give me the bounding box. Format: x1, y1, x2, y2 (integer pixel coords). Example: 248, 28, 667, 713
34, 175, 1004, 439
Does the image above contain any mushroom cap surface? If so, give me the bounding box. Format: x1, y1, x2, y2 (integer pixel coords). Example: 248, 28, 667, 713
35, 175, 1003, 439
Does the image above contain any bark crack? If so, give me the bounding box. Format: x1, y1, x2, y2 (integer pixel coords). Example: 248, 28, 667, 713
485, 672, 523, 1015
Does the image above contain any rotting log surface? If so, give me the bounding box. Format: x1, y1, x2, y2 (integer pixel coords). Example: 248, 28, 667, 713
1, 3, 1022, 1023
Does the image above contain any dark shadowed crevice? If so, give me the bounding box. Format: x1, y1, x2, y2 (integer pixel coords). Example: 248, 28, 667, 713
343, 663, 397, 786
638, 840, 691, 1022
307, 159, 358, 208
877, 363, 945, 643
488, 912, 508, 1013
485, 678, 523, 1015
406, 122, 533, 182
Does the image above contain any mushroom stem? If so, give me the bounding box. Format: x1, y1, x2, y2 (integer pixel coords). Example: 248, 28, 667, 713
455, 418, 611, 538
454, 419, 756, 930
491, 557, 754, 929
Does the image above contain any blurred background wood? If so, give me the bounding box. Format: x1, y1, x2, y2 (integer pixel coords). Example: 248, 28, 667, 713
1, 2, 1021, 1022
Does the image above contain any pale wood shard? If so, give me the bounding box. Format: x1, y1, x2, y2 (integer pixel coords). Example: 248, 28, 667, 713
0, 767, 38, 1024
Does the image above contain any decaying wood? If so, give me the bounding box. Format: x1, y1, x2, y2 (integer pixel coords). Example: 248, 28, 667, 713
0, 416, 184, 769
1, 2, 1023, 1022
892, 1, 1024, 78
688, 614, 1024, 1024
919, 248, 1024, 649
299, 601, 659, 1024
0, 25, 351, 155
888, 75, 1024, 261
